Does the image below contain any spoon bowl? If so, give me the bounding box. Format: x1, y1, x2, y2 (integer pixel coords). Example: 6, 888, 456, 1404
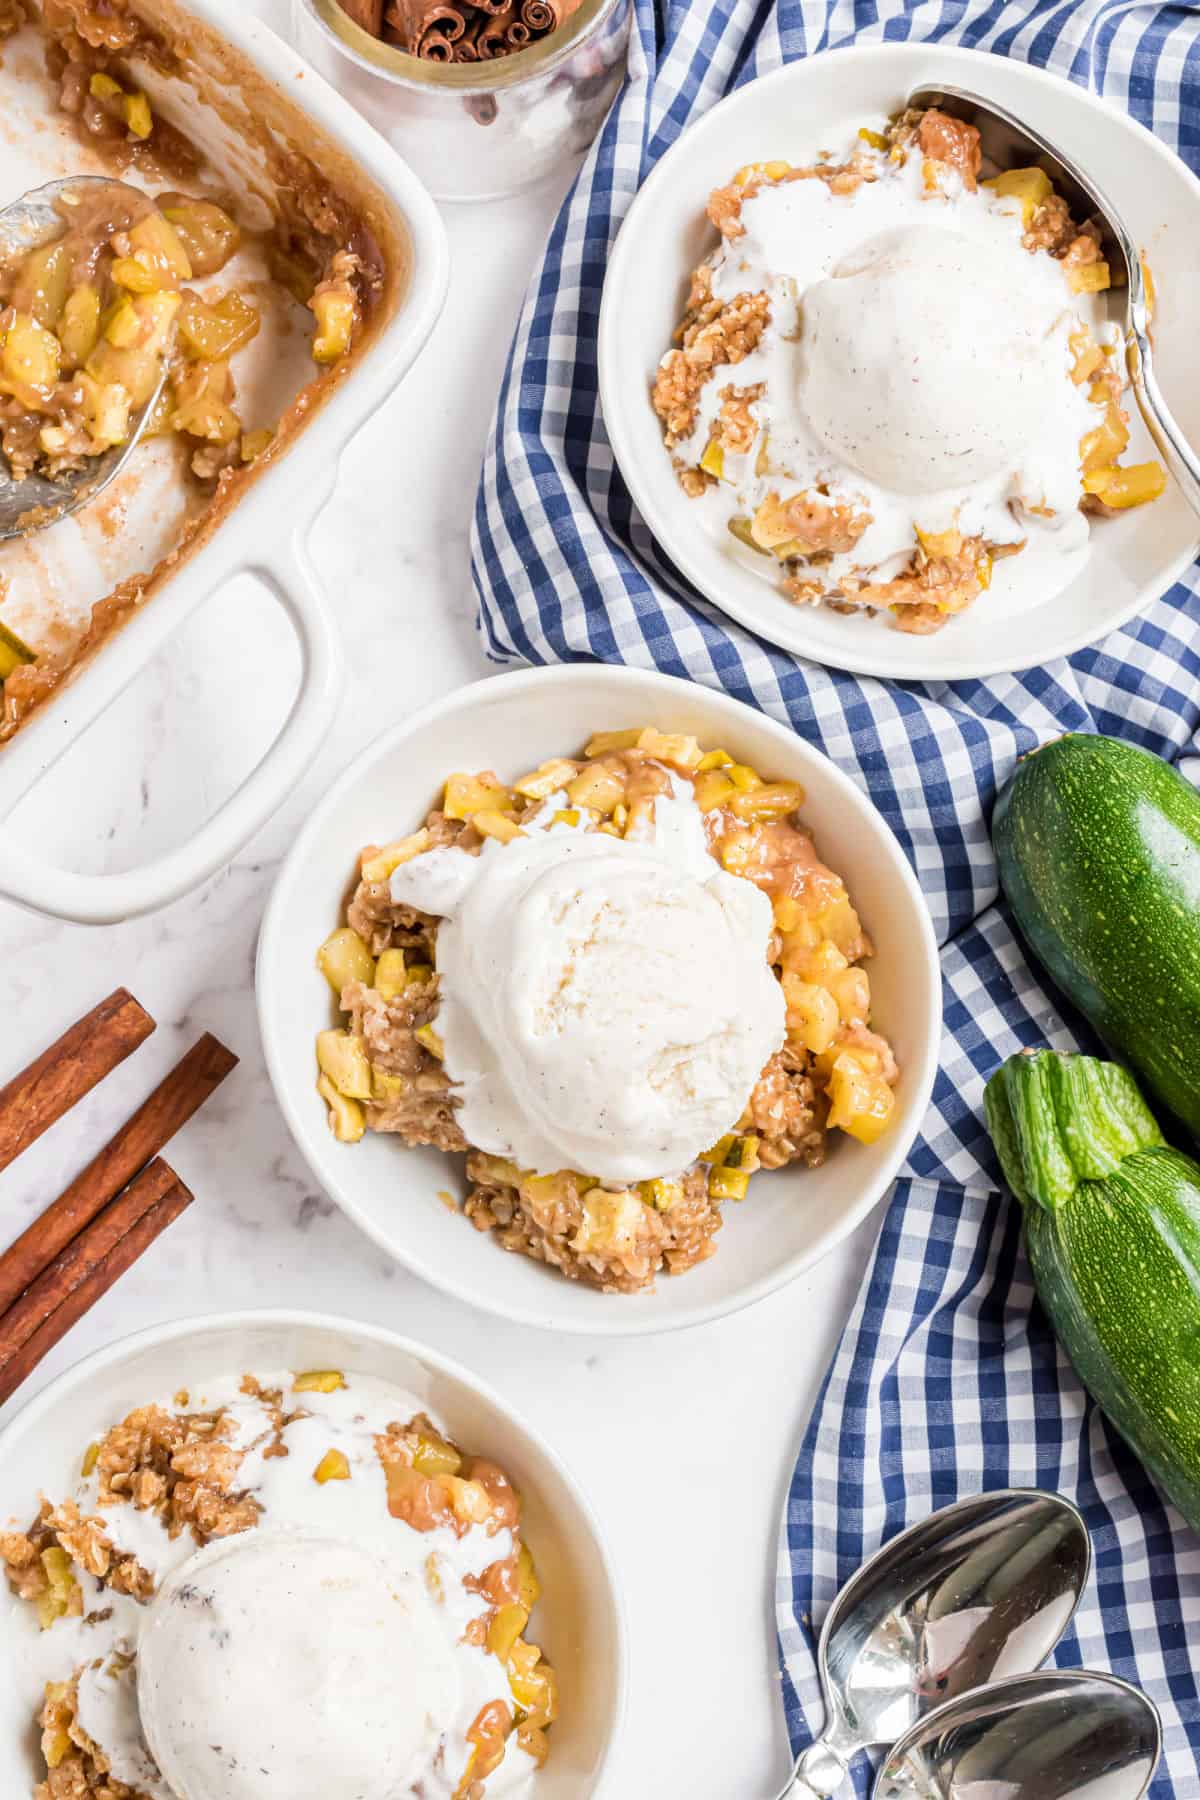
874, 1668, 1162, 1800
906, 82, 1200, 521
781, 1490, 1091, 1797
0, 176, 170, 541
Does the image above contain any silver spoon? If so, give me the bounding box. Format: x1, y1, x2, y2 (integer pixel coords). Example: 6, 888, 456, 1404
777, 1490, 1091, 1798
874, 1667, 1161, 1800
907, 83, 1200, 520
0, 176, 170, 541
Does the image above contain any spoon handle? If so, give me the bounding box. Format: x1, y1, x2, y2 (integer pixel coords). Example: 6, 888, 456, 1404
773, 1737, 849, 1799
1127, 321, 1200, 521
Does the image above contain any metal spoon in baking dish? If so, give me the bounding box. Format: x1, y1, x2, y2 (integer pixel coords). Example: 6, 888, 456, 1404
906, 83, 1200, 521
774, 1489, 1091, 1799
0, 175, 171, 541
873, 1667, 1161, 1800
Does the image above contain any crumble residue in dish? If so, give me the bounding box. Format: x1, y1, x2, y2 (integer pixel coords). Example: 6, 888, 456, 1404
2, 1369, 555, 1799
653, 107, 1166, 636
314, 727, 900, 1294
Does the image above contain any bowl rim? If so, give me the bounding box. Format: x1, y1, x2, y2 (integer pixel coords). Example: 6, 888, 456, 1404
597, 41, 1200, 682
0, 1305, 631, 1795
256, 663, 941, 1337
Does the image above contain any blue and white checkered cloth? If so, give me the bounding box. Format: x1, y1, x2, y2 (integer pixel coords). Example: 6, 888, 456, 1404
470, 0, 1200, 1790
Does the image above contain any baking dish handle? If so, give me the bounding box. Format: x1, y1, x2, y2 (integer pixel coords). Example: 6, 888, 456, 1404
0, 536, 342, 925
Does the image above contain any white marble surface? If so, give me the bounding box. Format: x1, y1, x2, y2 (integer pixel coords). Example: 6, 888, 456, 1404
0, 23, 889, 1795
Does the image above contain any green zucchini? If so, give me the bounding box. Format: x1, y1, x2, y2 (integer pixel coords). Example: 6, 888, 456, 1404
986, 1047, 1200, 1529
993, 732, 1200, 1138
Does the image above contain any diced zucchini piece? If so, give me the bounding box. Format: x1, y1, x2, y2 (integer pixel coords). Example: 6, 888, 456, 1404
1082, 461, 1166, 509
178, 290, 260, 360
729, 779, 804, 822
708, 1164, 751, 1200
692, 769, 736, 811
636, 727, 703, 769
0, 311, 59, 393
374, 947, 407, 1001
473, 811, 523, 844
12, 240, 71, 330
160, 199, 241, 276
58, 284, 101, 368
240, 426, 273, 462
316, 926, 375, 995
488, 1604, 530, 1664
783, 976, 841, 1055
726, 763, 762, 792
293, 1369, 346, 1393
638, 1177, 683, 1212
443, 1475, 492, 1525
361, 829, 430, 885
723, 1134, 760, 1171
565, 762, 625, 815
584, 728, 640, 756
77, 373, 132, 450
699, 438, 724, 479
317, 1073, 365, 1143
517, 1543, 540, 1612
310, 287, 356, 363
702, 1132, 736, 1166
1066, 259, 1111, 294
443, 773, 513, 820
733, 159, 791, 185
982, 166, 1052, 226
826, 1051, 895, 1144
411, 1434, 462, 1477
0, 620, 36, 684
1080, 403, 1130, 474
825, 966, 870, 1024
35, 1548, 79, 1631
369, 1066, 408, 1102
513, 757, 578, 799
312, 1448, 351, 1483
316, 1029, 372, 1100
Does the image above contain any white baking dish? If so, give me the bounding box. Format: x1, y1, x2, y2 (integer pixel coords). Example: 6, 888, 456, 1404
0, 0, 448, 924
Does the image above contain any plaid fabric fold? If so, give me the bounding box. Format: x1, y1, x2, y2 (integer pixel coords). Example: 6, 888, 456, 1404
470, 0, 1200, 1790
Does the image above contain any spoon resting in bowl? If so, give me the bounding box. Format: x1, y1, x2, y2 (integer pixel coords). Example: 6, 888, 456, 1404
907, 82, 1200, 523
0, 176, 172, 542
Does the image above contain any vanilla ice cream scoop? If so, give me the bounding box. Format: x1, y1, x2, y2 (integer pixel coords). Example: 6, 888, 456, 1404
389, 791, 785, 1184
136, 1532, 460, 1800
798, 224, 1075, 496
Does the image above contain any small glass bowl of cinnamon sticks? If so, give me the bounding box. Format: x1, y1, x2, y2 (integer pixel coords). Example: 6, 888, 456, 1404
291, 0, 630, 201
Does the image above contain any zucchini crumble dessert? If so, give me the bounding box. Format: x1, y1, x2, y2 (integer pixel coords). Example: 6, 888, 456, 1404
315, 726, 900, 1293
2, 1368, 556, 1799
653, 106, 1165, 635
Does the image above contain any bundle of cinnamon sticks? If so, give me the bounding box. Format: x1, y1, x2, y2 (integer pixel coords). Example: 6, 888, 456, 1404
0, 990, 236, 1407
339, 0, 582, 61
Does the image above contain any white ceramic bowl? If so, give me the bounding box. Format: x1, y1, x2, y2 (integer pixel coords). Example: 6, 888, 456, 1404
0, 1310, 627, 1798
257, 664, 940, 1335
598, 44, 1200, 681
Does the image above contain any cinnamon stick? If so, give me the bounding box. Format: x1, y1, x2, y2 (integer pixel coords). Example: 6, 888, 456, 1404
0, 1164, 192, 1407
0, 1033, 235, 1316
0, 990, 155, 1176
0, 1158, 183, 1374
337, 0, 384, 31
